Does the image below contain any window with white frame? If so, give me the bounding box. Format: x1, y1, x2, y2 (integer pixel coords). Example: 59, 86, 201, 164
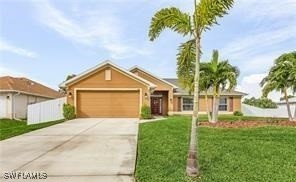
182, 97, 193, 111
219, 97, 228, 111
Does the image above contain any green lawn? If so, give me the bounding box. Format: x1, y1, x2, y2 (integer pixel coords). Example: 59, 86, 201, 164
190, 114, 288, 122
0, 118, 65, 140
136, 116, 296, 182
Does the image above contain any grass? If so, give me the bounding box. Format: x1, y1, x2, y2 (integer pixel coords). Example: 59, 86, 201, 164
191, 114, 289, 122
0, 118, 65, 140
136, 116, 296, 182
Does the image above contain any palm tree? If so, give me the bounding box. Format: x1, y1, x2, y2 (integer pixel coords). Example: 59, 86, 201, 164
199, 63, 213, 121
149, 0, 234, 176
260, 51, 296, 121
200, 50, 239, 123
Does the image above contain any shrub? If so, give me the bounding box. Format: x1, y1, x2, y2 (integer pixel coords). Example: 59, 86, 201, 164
141, 105, 152, 119
63, 104, 76, 120
243, 97, 277, 108
233, 111, 243, 116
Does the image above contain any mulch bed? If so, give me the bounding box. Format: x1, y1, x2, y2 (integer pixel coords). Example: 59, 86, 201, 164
199, 121, 296, 128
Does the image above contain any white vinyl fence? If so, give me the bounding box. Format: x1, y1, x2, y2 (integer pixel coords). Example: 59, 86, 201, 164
242, 103, 295, 118
27, 97, 66, 125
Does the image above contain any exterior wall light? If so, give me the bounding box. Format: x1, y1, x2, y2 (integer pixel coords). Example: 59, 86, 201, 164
68, 92, 72, 98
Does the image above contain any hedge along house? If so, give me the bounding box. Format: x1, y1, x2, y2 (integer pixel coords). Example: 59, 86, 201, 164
59, 61, 246, 118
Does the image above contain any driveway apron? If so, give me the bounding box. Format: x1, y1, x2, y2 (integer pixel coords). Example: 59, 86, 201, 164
0, 118, 138, 182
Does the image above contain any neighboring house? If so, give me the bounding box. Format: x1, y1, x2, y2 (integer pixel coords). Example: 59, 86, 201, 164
59, 61, 246, 118
0, 76, 63, 119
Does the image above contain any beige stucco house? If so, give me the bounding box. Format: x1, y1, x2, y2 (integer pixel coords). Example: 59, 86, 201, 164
0, 76, 63, 119
59, 61, 246, 118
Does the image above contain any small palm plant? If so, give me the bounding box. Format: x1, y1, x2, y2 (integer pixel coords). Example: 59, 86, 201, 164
149, 0, 234, 176
201, 50, 239, 123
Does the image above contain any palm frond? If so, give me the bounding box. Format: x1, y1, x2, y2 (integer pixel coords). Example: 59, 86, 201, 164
149, 7, 192, 41
176, 39, 196, 94
261, 51, 296, 96
212, 49, 219, 72
194, 0, 234, 32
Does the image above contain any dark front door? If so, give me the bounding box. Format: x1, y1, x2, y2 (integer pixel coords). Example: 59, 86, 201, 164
151, 97, 162, 115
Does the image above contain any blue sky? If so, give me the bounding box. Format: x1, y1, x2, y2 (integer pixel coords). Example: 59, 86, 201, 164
0, 0, 295, 101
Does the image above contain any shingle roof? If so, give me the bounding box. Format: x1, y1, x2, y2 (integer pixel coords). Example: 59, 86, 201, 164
0, 76, 64, 98
163, 78, 247, 96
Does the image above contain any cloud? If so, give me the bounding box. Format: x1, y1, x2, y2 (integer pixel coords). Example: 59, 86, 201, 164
235, 0, 296, 21
237, 51, 292, 74
220, 0, 296, 77
0, 66, 57, 89
221, 25, 296, 60
33, 0, 151, 59
236, 73, 293, 102
0, 40, 38, 58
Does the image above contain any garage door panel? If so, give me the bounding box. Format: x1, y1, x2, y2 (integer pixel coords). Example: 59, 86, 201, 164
77, 90, 139, 118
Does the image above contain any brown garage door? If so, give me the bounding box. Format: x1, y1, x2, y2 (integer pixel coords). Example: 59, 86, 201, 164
77, 90, 140, 118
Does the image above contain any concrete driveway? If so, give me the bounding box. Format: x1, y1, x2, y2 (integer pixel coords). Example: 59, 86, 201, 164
0, 118, 138, 182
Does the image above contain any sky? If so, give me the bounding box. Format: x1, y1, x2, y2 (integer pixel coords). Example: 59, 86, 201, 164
0, 0, 295, 101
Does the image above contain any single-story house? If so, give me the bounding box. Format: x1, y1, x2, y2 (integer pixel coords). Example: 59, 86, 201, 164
59, 61, 246, 118
0, 76, 64, 119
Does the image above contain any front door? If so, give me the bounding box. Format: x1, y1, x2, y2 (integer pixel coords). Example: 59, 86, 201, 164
151, 97, 162, 115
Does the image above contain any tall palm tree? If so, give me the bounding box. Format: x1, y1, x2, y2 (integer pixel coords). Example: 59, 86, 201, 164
260, 51, 296, 121
148, 0, 234, 176
200, 50, 239, 123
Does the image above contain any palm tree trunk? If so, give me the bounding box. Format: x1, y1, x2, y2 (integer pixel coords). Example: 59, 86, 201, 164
211, 87, 220, 123
215, 89, 221, 123
215, 95, 220, 122
186, 35, 200, 176
284, 88, 293, 121
211, 95, 217, 123
294, 104, 296, 121
205, 91, 212, 121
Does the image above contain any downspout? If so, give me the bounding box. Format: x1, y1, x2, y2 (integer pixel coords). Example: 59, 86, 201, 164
12, 92, 21, 120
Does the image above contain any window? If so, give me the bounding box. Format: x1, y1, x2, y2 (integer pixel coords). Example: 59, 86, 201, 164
219, 97, 228, 111
105, 69, 111, 80
183, 97, 193, 111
